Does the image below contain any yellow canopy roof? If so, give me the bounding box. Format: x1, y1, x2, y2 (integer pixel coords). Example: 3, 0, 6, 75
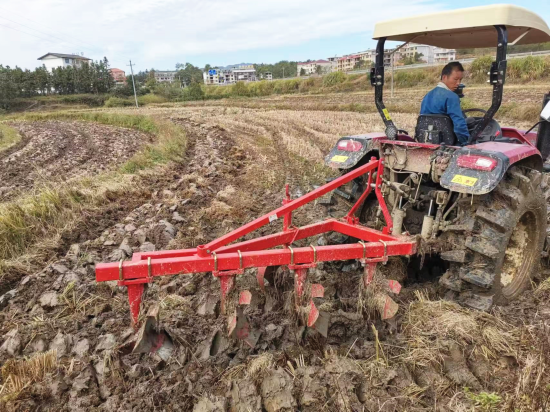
373, 4, 550, 49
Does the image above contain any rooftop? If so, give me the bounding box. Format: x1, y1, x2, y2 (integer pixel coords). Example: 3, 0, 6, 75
298, 59, 330, 65
37, 53, 91, 61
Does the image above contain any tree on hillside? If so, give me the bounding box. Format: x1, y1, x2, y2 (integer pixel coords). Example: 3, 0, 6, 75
0, 65, 17, 109
400, 52, 424, 65
255, 61, 298, 79
315, 65, 322, 75
175, 62, 203, 86
35, 66, 51, 95
354, 60, 369, 70
300, 68, 306, 76
204, 64, 212, 73
0, 58, 119, 108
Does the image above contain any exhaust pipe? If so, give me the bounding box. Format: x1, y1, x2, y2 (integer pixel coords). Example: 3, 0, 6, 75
536, 93, 550, 161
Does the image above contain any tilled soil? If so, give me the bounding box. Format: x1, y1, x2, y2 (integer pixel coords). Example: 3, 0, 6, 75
1, 114, 549, 411
0, 121, 153, 200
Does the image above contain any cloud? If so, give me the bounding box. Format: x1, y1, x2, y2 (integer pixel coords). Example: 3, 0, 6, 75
1, 0, 442, 70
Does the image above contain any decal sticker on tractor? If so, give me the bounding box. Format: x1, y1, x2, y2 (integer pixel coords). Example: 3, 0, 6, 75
451, 175, 478, 186
382, 108, 391, 121
331, 155, 349, 163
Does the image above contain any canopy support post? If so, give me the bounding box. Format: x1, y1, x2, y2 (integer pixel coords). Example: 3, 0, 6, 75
371, 38, 398, 139
469, 25, 508, 143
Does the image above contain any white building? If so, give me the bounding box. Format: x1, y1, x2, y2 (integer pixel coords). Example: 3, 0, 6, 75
398, 43, 433, 64
434, 47, 457, 63
232, 68, 256, 82
37, 53, 91, 72
398, 43, 456, 64
297, 60, 333, 76
203, 65, 257, 85
337, 51, 375, 72
154, 71, 177, 83
327, 57, 339, 72
335, 43, 457, 71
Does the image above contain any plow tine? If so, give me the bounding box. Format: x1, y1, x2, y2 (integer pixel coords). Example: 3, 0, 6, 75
227, 290, 260, 348
127, 284, 145, 326
377, 294, 399, 320
257, 267, 267, 292
228, 307, 261, 348
310, 283, 324, 298
312, 311, 330, 337
294, 268, 308, 307
227, 314, 237, 337
387, 280, 402, 294
307, 300, 319, 327
219, 276, 235, 315
132, 305, 174, 360
239, 290, 252, 305
363, 262, 377, 287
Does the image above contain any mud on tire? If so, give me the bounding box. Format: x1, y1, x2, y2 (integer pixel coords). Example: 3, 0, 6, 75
440, 166, 547, 311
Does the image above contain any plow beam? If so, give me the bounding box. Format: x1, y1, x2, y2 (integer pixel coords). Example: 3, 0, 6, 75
97, 237, 415, 282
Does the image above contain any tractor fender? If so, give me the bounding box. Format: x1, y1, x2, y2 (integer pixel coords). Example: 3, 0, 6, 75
324, 133, 385, 169
440, 143, 542, 195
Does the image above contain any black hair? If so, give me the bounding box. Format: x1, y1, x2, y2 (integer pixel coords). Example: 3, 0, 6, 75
441, 62, 464, 79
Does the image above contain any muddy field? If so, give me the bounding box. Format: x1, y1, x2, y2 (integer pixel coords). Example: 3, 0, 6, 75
0, 120, 153, 200
1, 106, 550, 411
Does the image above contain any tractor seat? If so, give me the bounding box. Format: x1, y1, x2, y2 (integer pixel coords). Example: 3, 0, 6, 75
415, 114, 457, 145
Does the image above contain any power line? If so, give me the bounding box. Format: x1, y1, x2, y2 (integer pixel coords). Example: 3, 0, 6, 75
0, 5, 100, 52
0, 6, 132, 64
0, 15, 99, 56
0, 22, 64, 46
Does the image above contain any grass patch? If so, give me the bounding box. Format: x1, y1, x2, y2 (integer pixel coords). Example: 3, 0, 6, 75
0, 111, 187, 276
0, 122, 21, 152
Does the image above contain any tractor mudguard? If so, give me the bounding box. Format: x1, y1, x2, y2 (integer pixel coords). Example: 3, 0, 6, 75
324, 133, 385, 169
440, 149, 508, 195
440, 141, 543, 194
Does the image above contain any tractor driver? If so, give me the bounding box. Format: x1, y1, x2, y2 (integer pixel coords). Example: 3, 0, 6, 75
420, 62, 469, 146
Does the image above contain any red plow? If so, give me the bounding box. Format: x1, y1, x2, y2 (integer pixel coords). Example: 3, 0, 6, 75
95, 157, 417, 348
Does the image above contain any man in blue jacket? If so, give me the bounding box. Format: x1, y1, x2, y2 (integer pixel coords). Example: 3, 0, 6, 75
420, 62, 470, 146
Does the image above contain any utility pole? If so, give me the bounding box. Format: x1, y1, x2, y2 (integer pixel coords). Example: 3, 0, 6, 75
391, 53, 394, 99
127, 60, 139, 108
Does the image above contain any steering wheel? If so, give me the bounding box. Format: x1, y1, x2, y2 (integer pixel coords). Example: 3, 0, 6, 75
462, 108, 487, 117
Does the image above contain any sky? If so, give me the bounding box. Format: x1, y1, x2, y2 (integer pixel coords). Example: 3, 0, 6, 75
0, 0, 549, 73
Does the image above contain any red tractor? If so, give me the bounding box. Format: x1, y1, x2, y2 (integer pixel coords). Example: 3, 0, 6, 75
95, 5, 550, 350
324, 4, 550, 310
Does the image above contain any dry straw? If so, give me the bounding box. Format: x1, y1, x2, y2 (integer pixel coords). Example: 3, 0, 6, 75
0, 350, 58, 400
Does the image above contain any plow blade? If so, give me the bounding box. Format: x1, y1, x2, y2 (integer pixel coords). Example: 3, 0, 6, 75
228, 307, 261, 348
132, 305, 174, 361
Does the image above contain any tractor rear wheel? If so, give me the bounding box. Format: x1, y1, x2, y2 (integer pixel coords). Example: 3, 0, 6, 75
440, 167, 547, 310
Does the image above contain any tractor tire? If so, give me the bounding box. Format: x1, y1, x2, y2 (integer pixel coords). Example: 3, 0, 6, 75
440, 167, 547, 311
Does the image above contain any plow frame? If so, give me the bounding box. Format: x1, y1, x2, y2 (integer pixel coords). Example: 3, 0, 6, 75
95, 157, 417, 326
